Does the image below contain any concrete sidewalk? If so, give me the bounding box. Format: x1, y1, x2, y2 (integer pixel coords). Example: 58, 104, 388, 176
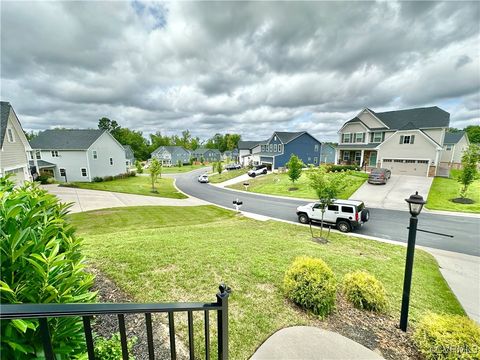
251, 326, 383, 359
42, 184, 208, 213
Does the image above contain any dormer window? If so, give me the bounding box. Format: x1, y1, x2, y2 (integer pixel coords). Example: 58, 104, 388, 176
400, 135, 415, 144
342, 133, 352, 143
373, 132, 383, 142
355, 133, 364, 143
7, 128, 14, 142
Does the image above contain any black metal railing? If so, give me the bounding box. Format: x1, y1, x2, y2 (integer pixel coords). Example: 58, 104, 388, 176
0, 283, 231, 360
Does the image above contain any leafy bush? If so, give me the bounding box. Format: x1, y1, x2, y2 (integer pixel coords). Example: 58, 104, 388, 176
35, 174, 51, 184
283, 256, 337, 317
46, 177, 56, 184
135, 160, 143, 174
414, 313, 480, 360
93, 176, 104, 182
128, 171, 136, 177
342, 271, 388, 312
94, 333, 136, 360
0, 178, 96, 358
326, 165, 360, 172
103, 175, 114, 182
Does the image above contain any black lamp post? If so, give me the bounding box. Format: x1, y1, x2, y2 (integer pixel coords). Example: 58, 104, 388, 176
399, 191, 426, 332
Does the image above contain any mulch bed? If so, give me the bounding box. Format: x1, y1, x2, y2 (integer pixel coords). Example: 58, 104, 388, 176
88, 268, 188, 360
451, 197, 475, 204
321, 294, 424, 359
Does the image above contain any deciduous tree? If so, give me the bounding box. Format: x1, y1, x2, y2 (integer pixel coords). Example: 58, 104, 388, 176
149, 158, 162, 192
458, 144, 480, 198
287, 154, 303, 184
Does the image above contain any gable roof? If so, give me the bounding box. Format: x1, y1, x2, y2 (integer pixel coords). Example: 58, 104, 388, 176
0, 101, 11, 148
237, 140, 264, 150
273, 131, 307, 144
444, 131, 465, 144
372, 106, 450, 130
152, 145, 189, 155
124, 145, 135, 159
193, 147, 221, 155
30, 129, 105, 150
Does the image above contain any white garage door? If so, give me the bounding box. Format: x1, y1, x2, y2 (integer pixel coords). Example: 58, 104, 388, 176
382, 159, 429, 176
5, 167, 27, 185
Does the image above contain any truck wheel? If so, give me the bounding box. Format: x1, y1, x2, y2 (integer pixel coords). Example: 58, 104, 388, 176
337, 220, 351, 233
361, 209, 370, 222
251, 173, 256, 178
298, 213, 309, 224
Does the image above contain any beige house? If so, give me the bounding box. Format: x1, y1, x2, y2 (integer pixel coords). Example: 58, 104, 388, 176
336, 107, 450, 177
0, 102, 32, 185
440, 131, 470, 169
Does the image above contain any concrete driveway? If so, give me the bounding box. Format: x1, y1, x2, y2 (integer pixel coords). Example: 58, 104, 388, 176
42, 185, 207, 213
350, 175, 433, 211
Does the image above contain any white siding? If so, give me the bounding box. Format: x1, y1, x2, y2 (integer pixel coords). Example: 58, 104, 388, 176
357, 110, 386, 128
87, 132, 127, 179
378, 131, 438, 162
39, 150, 90, 182
422, 128, 444, 146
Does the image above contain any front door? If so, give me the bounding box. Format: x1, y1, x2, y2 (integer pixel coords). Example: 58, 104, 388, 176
369, 152, 377, 167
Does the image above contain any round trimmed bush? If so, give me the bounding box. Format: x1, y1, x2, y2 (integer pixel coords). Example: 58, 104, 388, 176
283, 256, 337, 317
342, 271, 387, 312
414, 313, 480, 360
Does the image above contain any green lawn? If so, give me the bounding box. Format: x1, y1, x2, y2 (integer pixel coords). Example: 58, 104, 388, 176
426, 169, 480, 213
69, 206, 463, 360
208, 169, 248, 183
145, 164, 208, 174
228, 171, 368, 200
71, 176, 187, 199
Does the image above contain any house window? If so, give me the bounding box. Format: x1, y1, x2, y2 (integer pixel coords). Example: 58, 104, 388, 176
314, 144, 319, 152
51, 150, 59, 157
109, 158, 113, 165
403, 136, 410, 144
373, 132, 383, 142
400, 135, 415, 144
445, 145, 453, 151
30, 152, 34, 160
261, 145, 265, 152
274, 144, 278, 152
59, 168, 66, 177
278, 144, 282, 152
269, 144, 273, 152
355, 151, 361, 163
355, 133, 364, 143
314, 157, 318, 164
35, 151, 41, 160
93, 150, 98, 159
343, 151, 350, 161
342, 133, 352, 143
7, 128, 14, 142
81, 168, 87, 177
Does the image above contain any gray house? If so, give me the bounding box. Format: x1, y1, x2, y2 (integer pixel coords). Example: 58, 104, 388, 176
191, 147, 222, 162
440, 131, 470, 169
320, 143, 337, 164
222, 149, 239, 162
30, 129, 127, 182
0, 102, 32, 184
151, 146, 191, 166
124, 145, 135, 167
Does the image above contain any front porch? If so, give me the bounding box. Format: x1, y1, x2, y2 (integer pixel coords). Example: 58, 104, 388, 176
338, 149, 379, 170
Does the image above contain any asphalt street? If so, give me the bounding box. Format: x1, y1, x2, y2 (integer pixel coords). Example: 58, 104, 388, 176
176, 169, 480, 256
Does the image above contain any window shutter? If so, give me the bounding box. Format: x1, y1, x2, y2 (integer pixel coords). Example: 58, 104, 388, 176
410, 135, 415, 144
399, 135, 404, 144
362, 133, 366, 142
382, 132, 385, 142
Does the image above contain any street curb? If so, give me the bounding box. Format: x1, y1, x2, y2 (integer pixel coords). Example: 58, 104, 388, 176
423, 208, 480, 218
210, 183, 319, 202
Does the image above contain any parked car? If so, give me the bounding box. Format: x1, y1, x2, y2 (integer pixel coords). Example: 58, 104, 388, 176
248, 164, 268, 177
296, 199, 369, 233
368, 168, 391, 185
198, 174, 209, 183
225, 163, 242, 170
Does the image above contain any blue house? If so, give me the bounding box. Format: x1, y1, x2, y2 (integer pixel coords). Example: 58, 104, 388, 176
319, 143, 337, 164
247, 131, 321, 169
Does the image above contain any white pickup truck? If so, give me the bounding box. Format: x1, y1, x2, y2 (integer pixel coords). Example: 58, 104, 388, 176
296, 199, 369, 233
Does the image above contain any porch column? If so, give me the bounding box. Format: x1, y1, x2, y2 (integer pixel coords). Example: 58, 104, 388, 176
360, 150, 365, 168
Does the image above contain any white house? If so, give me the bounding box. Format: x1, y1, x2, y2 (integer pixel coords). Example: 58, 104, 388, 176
336, 106, 450, 177
440, 131, 470, 169
29, 129, 127, 182
0, 102, 32, 185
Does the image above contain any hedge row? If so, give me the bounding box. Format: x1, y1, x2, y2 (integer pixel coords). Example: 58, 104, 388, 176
92, 172, 136, 182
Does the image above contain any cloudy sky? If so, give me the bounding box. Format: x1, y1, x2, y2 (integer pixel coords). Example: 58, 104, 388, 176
1, 1, 479, 142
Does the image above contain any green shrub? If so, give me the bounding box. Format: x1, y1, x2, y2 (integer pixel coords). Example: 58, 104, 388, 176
46, 177, 56, 184
94, 333, 136, 360
0, 178, 96, 359
93, 176, 104, 182
283, 256, 337, 317
103, 175, 114, 182
326, 165, 360, 172
342, 271, 388, 312
135, 160, 143, 174
128, 171, 136, 177
35, 174, 51, 184
414, 313, 480, 360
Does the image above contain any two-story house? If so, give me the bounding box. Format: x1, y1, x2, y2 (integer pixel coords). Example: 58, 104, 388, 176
238, 140, 264, 167
30, 129, 127, 182
191, 147, 222, 163
440, 131, 470, 169
239, 131, 322, 170
0, 102, 32, 185
222, 149, 239, 162
336, 106, 449, 176
124, 145, 135, 168
151, 146, 191, 166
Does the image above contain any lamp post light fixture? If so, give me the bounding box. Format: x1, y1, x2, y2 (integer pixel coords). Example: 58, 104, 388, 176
399, 191, 426, 332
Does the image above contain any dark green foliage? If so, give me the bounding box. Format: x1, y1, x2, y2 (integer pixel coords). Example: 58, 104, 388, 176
93, 333, 136, 360
35, 174, 51, 184
205, 133, 241, 152
216, 161, 223, 174
93, 176, 104, 182
0, 178, 96, 359
283, 256, 337, 317
286, 154, 303, 184
326, 165, 361, 172
458, 144, 480, 198
464, 125, 480, 143
342, 271, 388, 312
414, 313, 480, 359
135, 160, 144, 174
149, 158, 162, 192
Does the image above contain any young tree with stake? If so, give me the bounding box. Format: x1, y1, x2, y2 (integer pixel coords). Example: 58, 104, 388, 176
287, 154, 303, 185
149, 158, 162, 192
458, 144, 480, 199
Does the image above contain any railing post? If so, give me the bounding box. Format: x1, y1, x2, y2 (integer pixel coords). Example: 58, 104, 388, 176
216, 283, 231, 360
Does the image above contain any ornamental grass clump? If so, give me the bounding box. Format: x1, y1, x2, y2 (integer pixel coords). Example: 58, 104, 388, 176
0, 177, 96, 359
414, 313, 480, 360
283, 256, 337, 317
342, 271, 388, 312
